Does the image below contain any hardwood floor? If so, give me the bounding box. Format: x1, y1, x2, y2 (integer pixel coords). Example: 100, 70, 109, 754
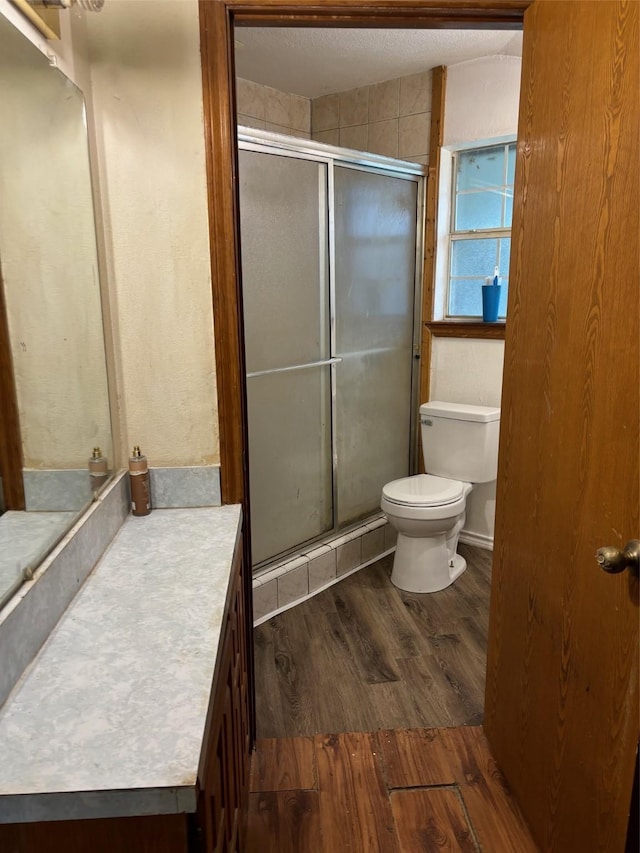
246, 727, 539, 852
254, 543, 491, 738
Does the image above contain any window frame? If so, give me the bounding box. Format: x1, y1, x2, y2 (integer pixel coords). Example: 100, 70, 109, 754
443, 139, 516, 322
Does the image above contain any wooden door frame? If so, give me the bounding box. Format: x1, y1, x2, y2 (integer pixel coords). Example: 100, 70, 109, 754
198, 0, 529, 508
198, 0, 530, 755
199, 0, 531, 757
0, 265, 25, 510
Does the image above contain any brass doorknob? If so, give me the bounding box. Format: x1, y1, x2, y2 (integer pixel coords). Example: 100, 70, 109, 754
596, 540, 640, 575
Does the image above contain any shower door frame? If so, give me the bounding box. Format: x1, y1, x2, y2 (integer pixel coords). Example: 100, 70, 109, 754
239, 130, 426, 569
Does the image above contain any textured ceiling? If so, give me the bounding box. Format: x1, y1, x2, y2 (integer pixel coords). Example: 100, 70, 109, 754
235, 28, 523, 98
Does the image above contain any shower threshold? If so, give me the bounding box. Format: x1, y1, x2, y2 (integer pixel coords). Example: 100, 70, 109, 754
251, 513, 397, 625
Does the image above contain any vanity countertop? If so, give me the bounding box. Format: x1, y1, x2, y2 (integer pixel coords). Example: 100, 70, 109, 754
0, 505, 242, 824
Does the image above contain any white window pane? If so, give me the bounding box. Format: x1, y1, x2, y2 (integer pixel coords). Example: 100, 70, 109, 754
456, 190, 503, 230
498, 237, 511, 278
451, 238, 498, 278
448, 278, 484, 316
456, 146, 505, 191
498, 280, 509, 317
507, 143, 517, 185
449, 276, 509, 318
504, 189, 513, 227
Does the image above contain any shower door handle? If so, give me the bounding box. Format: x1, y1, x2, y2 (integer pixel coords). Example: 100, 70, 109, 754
246, 357, 342, 379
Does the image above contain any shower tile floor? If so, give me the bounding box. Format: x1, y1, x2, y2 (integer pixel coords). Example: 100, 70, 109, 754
254, 543, 491, 739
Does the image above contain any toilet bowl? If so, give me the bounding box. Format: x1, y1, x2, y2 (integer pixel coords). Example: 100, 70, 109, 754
381, 474, 472, 593
381, 401, 500, 594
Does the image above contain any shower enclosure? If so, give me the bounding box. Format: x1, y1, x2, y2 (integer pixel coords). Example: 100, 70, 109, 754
238, 131, 424, 569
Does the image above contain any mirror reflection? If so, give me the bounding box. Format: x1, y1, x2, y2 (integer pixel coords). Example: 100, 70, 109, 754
0, 16, 113, 607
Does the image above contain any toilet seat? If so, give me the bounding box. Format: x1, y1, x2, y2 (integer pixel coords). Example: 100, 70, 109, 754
382, 474, 464, 508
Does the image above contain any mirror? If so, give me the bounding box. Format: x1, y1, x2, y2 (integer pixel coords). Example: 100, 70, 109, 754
0, 15, 113, 607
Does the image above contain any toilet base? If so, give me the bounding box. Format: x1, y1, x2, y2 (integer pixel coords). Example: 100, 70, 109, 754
390, 532, 467, 593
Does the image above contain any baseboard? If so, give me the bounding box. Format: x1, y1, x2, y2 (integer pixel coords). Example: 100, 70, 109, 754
459, 530, 493, 550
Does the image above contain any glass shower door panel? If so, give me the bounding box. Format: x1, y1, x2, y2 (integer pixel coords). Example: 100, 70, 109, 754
246, 368, 332, 565
239, 149, 332, 564
239, 150, 329, 374
334, 166, 418, 524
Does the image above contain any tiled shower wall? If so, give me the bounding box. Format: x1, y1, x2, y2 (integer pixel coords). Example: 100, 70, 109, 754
236, 77, 311, 138
311, 69, 433, 164
252, 514, 398, 624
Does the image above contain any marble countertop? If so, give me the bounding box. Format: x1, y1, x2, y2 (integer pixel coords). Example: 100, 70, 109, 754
0, 505, 242, 824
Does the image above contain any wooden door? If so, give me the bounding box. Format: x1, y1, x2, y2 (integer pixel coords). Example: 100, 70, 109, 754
484, 2, 639, 851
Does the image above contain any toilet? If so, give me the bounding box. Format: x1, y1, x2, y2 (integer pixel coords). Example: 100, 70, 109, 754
381, 401, 500, 593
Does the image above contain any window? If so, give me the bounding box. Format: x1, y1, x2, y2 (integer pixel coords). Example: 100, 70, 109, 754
446, 142, 516, 319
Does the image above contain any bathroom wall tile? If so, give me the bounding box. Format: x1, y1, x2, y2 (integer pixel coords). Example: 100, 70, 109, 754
337, 537, 362, 577
339, 87, 369, 127
265, 122, 290, 135
236, 78, 265, 119
312, 94, 340, 132
256, 563, 290, 585
290, 94, 311, 133
303, 544, 331, 561
407, 154, 430, 166
328, 533, 350, 550
399, 70, 433, 117
368, 119, 399, 158
308, 549, 337, 593
369, 78, 400, 123
340, 124, 368, 152
346, 527, 365, 541
253, 579, 277, 622
384, 523, 398, 551
366, 516, 387, 532
314, 128, 340, 146
362, 527, 385, 563
290, 128, 311, 139
399, 112, 431, 159
238, 114, 266, 131
277, 562, 309, 607
265, 86, 291, 127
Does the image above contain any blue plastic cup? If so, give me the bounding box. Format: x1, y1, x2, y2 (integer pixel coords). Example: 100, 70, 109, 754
482, 284, 501, 322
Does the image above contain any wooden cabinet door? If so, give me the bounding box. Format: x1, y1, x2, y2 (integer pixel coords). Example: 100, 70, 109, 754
484, 2, 639, 851
198, 541, 250, 852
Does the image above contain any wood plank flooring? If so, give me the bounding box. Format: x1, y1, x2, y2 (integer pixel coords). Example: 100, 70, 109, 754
254, 544, 491, 738
246, 727, 538, 852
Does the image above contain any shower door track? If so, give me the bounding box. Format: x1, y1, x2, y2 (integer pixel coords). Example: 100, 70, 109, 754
239, 129, 426, 572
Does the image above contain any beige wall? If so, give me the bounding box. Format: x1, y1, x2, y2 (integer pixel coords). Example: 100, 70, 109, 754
237, 77, 311, 138
84, 0, 218, 467
431, 55, 522, 545
311, 70, 432, 164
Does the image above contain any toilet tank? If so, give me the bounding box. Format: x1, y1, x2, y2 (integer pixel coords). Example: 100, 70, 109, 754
420, 401, 501, 483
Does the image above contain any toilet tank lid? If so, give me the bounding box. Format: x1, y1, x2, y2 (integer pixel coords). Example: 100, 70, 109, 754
420, 401, 500, 423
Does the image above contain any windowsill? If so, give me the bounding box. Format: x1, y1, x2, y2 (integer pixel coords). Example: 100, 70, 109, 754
425, 320, 506, 339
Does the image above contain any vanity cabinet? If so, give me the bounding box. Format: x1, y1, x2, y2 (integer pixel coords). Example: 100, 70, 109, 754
0, 531, 251, 853
196, 539, 251, 852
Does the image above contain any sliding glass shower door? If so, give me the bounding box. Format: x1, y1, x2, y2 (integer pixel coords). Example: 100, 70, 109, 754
333, 166, 418, 524
240, 149, 333, 565
239, 139, 422, 568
